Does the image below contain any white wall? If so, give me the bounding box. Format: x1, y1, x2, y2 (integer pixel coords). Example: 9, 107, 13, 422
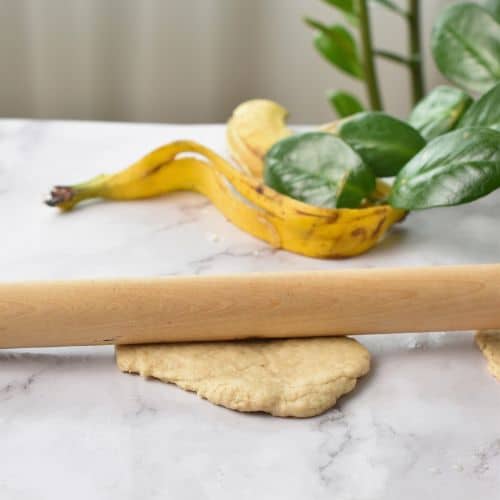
1, 0, 455, 123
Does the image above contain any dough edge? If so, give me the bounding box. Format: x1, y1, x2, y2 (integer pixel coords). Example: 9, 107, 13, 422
476, 329, 500, 381
116, 337, 370, 418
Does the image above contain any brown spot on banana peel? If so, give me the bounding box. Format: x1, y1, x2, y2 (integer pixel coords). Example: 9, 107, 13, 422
295, 208, 340, 222
371, 217, 387, 239
302, 220, 322, 242
326, 213, 341, 223
351, 227, 367, 240
145, 159, 172, 178
294, 210, 340, 224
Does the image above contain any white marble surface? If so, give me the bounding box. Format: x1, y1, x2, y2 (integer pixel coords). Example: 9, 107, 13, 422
1, 119, 499, 500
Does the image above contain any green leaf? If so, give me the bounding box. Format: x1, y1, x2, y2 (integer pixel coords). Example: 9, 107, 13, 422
389, 128, 500, 209
457, 81, 500, 130
408, 85, 473, 141
483, 0, 500, 22
334, 112, 426, 177
431, 3, 500, 93
308, 21, 364, 79
322, 0, 356, 14
264, 132, 375, 209
322, 0, 359, 24
328, 90, 364, 118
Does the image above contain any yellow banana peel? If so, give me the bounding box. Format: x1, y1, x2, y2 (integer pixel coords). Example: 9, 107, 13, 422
47, 136, 406, 258
226, 99, 292, 177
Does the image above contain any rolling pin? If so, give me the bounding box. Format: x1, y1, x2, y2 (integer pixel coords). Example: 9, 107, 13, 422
0, 264, 499, 348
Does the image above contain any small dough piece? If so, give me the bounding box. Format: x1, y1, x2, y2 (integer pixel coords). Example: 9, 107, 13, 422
476, 330, 500, 381
116, 337, 370, 418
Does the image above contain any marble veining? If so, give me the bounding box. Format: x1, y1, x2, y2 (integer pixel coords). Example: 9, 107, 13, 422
1, 119, 500, 500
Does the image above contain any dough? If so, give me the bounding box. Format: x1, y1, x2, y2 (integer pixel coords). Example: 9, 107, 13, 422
476, 330, 500, 381
116, 337, 370, 418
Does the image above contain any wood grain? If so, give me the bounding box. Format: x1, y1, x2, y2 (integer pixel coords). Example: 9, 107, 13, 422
0, 264, 499, 348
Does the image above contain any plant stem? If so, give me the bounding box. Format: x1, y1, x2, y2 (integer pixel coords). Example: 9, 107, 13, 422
375, 50, 412, 66
358, 0, 383, 110
408, 0, 425, 104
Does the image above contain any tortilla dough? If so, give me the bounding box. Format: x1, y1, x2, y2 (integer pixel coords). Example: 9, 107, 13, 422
116, 337, 370, 418
476, 330, 500, 381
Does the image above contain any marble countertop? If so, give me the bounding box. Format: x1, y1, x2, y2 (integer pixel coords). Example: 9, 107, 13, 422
1, 119, 499, 500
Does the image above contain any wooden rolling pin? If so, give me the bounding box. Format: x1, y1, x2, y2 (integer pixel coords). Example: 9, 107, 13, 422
0, 264, 499, 348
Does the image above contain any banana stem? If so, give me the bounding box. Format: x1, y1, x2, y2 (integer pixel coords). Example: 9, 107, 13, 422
45, 174, 109, 211
358, 0, 383, 111
407, 0, 424, 104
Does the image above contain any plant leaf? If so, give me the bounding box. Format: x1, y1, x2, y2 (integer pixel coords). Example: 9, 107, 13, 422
321, 0, 359, 24
483, 0, 500, 22
389, 128, 500, 209
334, 112, 426, 177
322, 0, 356, 14
431, 3, 500, 93
457, 81, 500, 130
328, 90, 364, 118
408, 85, 472, 140
264, 132, 375, 209
308, 21, 364, 79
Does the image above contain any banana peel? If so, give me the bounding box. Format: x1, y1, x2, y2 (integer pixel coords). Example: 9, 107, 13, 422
226, 99, 292, 177
46, 138, 405, 258
225, 99, 406, 256
227, 100, 339, 177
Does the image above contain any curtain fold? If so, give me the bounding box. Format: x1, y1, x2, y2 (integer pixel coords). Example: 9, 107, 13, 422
1, 0, 450, 123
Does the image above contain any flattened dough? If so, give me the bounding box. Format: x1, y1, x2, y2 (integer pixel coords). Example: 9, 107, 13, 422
116, 337, 370, 417
476, 330, 500, 381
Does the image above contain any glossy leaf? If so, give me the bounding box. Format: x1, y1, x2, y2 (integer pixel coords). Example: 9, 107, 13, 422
307, 20, 364, 79
431, 3, 500, 93
458, 81, 500, 130
483, 0, 500, 22
408, 85, 472, 140
328, 90, 364, 118
264, 132, 375, 209
389, 128, 500, 209
335, 112, 426, 177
